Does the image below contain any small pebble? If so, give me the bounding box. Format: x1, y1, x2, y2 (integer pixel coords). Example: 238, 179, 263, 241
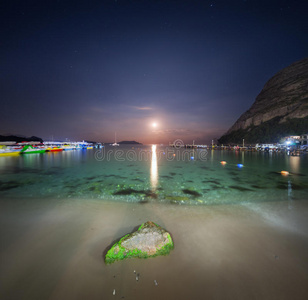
136, 273, 140, 281
113, 289, 116, 296
154, 280, 158, 286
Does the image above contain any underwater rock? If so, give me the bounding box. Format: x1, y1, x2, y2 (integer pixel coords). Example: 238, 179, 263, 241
105, 221, 174, 264
182, 188, 202, 197
229, 185, 253, 192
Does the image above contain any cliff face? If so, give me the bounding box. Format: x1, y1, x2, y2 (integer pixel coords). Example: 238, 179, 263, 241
219, 57, 308, 144
227, 57, 308, 134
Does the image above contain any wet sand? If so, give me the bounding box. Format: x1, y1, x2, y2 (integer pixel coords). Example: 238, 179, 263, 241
1, 198, 308, 300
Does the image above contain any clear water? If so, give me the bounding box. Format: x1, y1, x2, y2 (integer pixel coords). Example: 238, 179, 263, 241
1, 145, 308, 300
1, 145, 307, 205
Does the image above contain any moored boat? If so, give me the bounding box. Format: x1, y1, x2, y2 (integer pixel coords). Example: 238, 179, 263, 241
62, 144, 76, 151
0, 152, 20, 157
111, 132, 119, 146
0, 145, 20, 156
20, 145, 46, 154
46, 146, 63, 152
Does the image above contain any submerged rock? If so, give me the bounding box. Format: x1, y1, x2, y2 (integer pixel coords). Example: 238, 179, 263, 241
105, 221, 174, 264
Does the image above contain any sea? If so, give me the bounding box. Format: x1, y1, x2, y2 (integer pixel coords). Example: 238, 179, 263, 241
1, 145, 307, 204
1, 145, 308, 299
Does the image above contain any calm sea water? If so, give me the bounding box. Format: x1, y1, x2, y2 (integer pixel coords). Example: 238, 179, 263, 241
1, 145, 308, 300
1, 145, 307, 205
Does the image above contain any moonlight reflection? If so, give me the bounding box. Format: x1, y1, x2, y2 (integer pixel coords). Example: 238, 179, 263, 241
151, 144, 158, 190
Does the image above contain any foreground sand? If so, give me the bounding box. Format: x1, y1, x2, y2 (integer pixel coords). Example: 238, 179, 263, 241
0, 198, 308, 300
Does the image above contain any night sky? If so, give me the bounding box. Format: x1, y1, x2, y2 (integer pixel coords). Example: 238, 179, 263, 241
1, 0, 307, 144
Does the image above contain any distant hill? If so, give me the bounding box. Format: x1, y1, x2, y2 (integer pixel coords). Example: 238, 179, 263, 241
118, 141, 142, 145
219, 57, 308, 144
0, 135, 43, 143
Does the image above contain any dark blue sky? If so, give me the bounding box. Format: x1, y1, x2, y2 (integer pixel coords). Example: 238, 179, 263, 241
1, 0, 307, 144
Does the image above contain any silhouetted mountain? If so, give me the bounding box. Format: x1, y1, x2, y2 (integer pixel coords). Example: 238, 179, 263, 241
0, 135, 43, 143
118, 141, 142, 145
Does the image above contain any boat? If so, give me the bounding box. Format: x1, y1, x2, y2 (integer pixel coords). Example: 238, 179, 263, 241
74, 141, 93, 149
0, 145, 20, 156
46, 146, 63, 152
20, 145, 46, 154
62, 144, 76, 151
112, 133, 119, 147
0, 151, 20, 157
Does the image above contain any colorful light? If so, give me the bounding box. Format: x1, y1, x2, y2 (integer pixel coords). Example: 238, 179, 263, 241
237, 164, 244, 168
220, 161, 227, 165
281, 171, 289, 176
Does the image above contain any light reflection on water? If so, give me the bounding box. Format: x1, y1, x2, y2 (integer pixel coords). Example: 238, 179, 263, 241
0, 145, 307, 205
289, 156, 300, 173
150, 145, 158, 190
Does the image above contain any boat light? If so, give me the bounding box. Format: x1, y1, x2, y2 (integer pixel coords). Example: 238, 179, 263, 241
237, 164, 244, 168
281, 171, 289, 176
220, 161, 227, 165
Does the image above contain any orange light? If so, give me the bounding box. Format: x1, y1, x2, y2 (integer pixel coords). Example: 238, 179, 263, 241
281, 171, 289, 176
221, 161, 227, 165
173, 154, 176, 157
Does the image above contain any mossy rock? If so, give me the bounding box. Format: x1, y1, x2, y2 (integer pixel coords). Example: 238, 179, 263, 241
105, 221, 174, 264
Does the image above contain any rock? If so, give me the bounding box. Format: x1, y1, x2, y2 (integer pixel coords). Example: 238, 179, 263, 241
105, 221, 174, 264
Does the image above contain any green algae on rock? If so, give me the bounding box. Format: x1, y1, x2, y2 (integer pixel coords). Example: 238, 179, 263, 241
105, 221, 174, 264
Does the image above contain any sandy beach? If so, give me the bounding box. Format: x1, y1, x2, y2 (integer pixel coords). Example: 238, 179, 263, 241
1, 197, 308, 300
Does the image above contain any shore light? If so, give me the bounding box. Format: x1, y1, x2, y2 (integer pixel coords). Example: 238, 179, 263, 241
237, 164, 244, 168
281, 171, 289, 176
220, 161, 227, 165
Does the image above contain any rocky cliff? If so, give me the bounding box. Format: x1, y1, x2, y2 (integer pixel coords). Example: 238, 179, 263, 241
219, 57, 308, 144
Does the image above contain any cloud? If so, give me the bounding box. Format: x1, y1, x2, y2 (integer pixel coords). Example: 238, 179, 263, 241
153, 128, 191, 136
129, 106, 153, 111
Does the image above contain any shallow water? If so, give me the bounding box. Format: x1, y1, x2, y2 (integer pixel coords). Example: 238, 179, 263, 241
0, 146, 308, 299
1, 145, 308, 205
